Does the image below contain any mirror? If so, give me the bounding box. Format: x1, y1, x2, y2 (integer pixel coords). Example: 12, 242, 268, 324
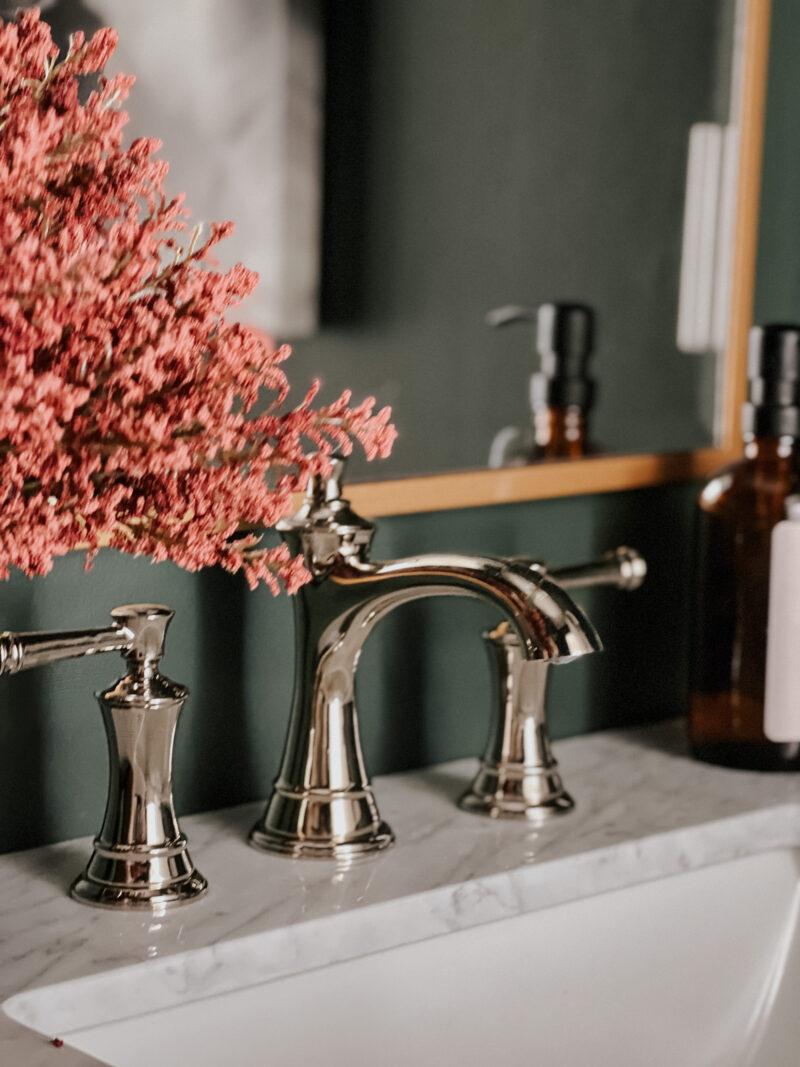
12, 0, 767, 516
286, 0, 768, 515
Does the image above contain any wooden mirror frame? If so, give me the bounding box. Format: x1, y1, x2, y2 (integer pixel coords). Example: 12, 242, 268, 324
344, 0, 771, 518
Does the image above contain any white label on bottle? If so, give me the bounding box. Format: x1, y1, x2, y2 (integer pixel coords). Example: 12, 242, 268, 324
764, 519, 800, 741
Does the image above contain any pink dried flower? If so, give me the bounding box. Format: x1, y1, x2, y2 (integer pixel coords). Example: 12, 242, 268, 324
0, 10, 396, 590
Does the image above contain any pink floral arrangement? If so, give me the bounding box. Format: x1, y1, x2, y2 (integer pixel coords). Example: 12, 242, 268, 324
0, 9, 395, 591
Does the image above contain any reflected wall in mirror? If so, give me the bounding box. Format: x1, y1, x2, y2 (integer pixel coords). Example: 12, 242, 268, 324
286, 0, 768, 514
6, 0, 767, 515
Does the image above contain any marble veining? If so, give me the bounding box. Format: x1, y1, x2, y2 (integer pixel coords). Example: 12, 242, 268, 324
4, 720, 800, 1064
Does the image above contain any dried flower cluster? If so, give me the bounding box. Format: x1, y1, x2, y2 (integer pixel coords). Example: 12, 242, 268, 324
0, 9, 395, 591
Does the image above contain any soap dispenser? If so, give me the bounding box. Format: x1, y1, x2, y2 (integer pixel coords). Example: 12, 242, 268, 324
487, 302, 595, 468
689, 324, 800, 770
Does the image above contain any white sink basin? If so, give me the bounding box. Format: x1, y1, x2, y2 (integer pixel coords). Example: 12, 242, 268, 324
7, 847, 800, 1067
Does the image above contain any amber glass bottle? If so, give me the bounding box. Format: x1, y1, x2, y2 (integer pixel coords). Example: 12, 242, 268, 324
689, 324, 800, 770
531, 401, 588, 460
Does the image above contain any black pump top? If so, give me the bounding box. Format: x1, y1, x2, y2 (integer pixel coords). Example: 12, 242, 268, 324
537, 303, 593, 375
533, 303, 595, 411
486, 301, 595, 411
742, 324, 800, 438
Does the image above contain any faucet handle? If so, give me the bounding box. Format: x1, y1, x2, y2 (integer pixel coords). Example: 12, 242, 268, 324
71, 603, 207, 910
109, 603, 173, 669
507, 547, 646, 592
549, 547, 646, 591
279, 453, 376, 567
295, 454, 372, 528
324, 453, 347, 503
305, 453, 347, 509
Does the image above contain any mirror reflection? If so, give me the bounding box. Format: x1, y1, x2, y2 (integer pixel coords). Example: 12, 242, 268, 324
17, 0, 744, 484
289, 0, 742, 481
485, 302, 596, 467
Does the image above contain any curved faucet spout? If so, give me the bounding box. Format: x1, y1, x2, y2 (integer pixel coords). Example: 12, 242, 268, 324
322, 553, 601, 669
251, 549, 600, 861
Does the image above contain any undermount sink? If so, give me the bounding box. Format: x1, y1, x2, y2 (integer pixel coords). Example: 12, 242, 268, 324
7, 847, 800, 1067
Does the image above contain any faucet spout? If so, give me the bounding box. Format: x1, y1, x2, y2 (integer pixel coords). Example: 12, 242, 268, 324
318, 553, 600, 669
249, 460, 601, 859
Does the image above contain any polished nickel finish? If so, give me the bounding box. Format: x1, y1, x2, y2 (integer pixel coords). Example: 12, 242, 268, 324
0, 623, 132, 675
549, 546, 647, 592
71, 605, 207, 909
459, 625, 574, 821
250, 458, 602, 859
459, 547, 646, 818
0, 604, 205, 907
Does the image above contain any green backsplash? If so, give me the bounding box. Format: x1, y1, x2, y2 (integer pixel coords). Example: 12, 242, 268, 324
0, 483, 696, 853
1, 0, 798, 852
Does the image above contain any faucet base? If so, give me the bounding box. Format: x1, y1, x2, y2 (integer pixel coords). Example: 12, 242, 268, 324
70, 839, 208, 910
249, 821, 394, 860
249, 785, 395, 859
458, 761, 574, 821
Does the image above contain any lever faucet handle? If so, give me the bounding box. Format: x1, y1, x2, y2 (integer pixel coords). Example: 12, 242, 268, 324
0, 619, 131, 676
508, 546, 647, 592
549, 546, 646, 591
71, 603, 207, 910
279, 453, 376, 569
305, 452, 348, 508
324, 453, 347, 503
109, 603, 173, 669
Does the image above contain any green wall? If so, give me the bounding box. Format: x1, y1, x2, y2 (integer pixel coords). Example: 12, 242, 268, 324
755, 0, 800, 322
0, 482, 697, 853
0, 0, 798, 853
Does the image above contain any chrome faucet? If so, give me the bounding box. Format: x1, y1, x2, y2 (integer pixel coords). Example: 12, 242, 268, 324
460, 548, 647, 819
0, 605, 206, 909
249, 458, 602, 860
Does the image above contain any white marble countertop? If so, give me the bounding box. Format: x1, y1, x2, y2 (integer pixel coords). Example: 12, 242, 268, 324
4, 719, 800, 1065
